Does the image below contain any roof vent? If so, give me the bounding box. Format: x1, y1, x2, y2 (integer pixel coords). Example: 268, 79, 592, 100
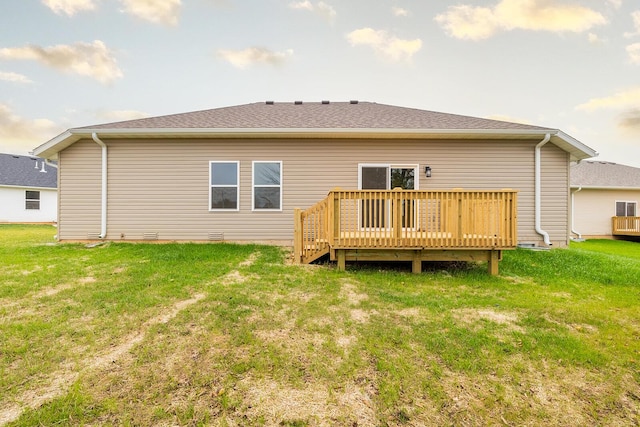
350, 100, 359, 104
265, 100, 274, 105
321, 100, 330, 104
294, 100, 303, 105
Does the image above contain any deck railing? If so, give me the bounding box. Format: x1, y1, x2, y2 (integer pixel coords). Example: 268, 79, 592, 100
612, 216, 640, 236
294, 188, 518, 264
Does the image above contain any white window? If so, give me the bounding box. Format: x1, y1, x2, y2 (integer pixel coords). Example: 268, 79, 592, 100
616, 201, 637, 217
209, 161, 239, 211
253, 161, 282, 211
25, 190, 40, 210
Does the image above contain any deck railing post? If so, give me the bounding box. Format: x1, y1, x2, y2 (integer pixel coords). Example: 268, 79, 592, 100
331, 190, 341, 246
393, 187, 403, 243
457, 193, 463, 246
293, 207, 302, 264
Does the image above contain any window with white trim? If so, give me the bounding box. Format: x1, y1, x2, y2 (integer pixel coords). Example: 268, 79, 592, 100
253, 161, 282, 211
25, 191, 40, 210
616, 201, 637, 217
209, 161, 239, 210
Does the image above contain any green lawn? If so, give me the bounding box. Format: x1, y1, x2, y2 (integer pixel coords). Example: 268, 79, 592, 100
1, 225, 638, 426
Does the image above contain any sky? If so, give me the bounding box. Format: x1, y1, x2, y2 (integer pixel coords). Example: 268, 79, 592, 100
1, 0, 639, 167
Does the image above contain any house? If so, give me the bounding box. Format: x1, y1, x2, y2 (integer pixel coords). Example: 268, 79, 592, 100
571, 161, 640, 239
33, 101, 597, 272
0, 153, 58, 223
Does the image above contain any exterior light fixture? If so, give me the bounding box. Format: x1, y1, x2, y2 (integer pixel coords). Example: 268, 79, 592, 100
424, 166, 432, 178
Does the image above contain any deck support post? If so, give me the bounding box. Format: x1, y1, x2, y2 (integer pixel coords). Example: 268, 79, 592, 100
293, 208, 302, 264
488, 250, 500, 275
336, 250, 346, 271
412, 251, 422, 274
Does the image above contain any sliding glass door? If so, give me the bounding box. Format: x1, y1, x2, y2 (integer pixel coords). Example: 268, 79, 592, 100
359, 165, 417, 229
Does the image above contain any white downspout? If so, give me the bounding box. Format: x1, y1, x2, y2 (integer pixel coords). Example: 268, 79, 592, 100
571, 186, 583, 239
92, 133, 107, 239
535, 133, 552, 246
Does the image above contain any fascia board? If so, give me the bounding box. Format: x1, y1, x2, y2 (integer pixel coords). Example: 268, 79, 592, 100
551, 131, 598, 161
570, 185, 640, 190
74, 127, 557, 137
32, 130, 79, 159
0, 184, 58, 190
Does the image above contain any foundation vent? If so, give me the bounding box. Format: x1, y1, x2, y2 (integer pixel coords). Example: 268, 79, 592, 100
143, 232, 159, 240
87, 232, 101, 240
208, 231, 224, 241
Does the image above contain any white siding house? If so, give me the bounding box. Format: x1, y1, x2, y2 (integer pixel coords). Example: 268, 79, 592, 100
571, 161, 640, 239
0, 153, 58, 223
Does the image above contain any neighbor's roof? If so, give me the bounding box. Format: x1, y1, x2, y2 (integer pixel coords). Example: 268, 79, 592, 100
33, 101, 598, 161
0, 153, 58, 189
571, 161, 640, 189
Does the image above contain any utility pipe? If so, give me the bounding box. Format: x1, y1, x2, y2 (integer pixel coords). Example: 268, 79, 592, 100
571, 186, 583, 239
535, 133, 552, 246
92, 133, 107, 239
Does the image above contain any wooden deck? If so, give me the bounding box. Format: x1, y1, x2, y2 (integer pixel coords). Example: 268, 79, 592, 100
612, 216, 640, 237
294, 188, 518, 275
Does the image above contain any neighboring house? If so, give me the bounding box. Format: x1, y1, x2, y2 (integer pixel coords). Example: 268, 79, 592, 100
571, 161, 640, 239
0, 153, 58, 223
33, 101, 596, 249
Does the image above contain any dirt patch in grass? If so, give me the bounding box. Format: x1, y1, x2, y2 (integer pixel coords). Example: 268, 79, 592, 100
220, 270, 259, 285
239, 251, 260, 267
435, 357, 640, 426
0, 293, 207, 425
452, 308, 524, 333
339, 278, 368, 306
236, 372, 379, 426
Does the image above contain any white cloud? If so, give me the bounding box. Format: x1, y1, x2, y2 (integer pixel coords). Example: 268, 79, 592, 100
624, 10, 640, 38
435, 0, 607, 41
619, 109, 640, 132
42, 0, 96, 16
607, 0, 622, 9
576, 87, 640, 112
0, 71, 33, 84
588, 32, 604, 44
289, 1, 336, 23
577, 87, 640, 134
119, 0, 181, 26
217, 47, 293, 69
346, 28, 422, 62
392, 7, 409, 17
0, 41, 122, 84
0, 104, 61, 154
627, 43, 640, 64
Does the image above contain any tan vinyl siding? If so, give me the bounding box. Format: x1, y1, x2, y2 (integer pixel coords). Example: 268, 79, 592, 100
57, 137, 570, 246
541, 144, 570, 246
58, 140, 102, 239
573, 188, 640, 237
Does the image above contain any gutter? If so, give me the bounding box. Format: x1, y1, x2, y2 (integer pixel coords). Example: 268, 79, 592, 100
92, 133, 107, 239
570, 186, 583, 240
535, 133, 552, 246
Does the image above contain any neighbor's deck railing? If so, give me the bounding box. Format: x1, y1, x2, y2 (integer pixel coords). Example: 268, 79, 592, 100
612, 216, 640, 236
294, 188, 518, 264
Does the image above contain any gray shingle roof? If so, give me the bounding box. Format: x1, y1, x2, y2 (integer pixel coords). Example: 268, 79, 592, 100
78, 101, 554, 131
34, 101, 597, 162
0, 153, 58, 188
571, 161, 640, 188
